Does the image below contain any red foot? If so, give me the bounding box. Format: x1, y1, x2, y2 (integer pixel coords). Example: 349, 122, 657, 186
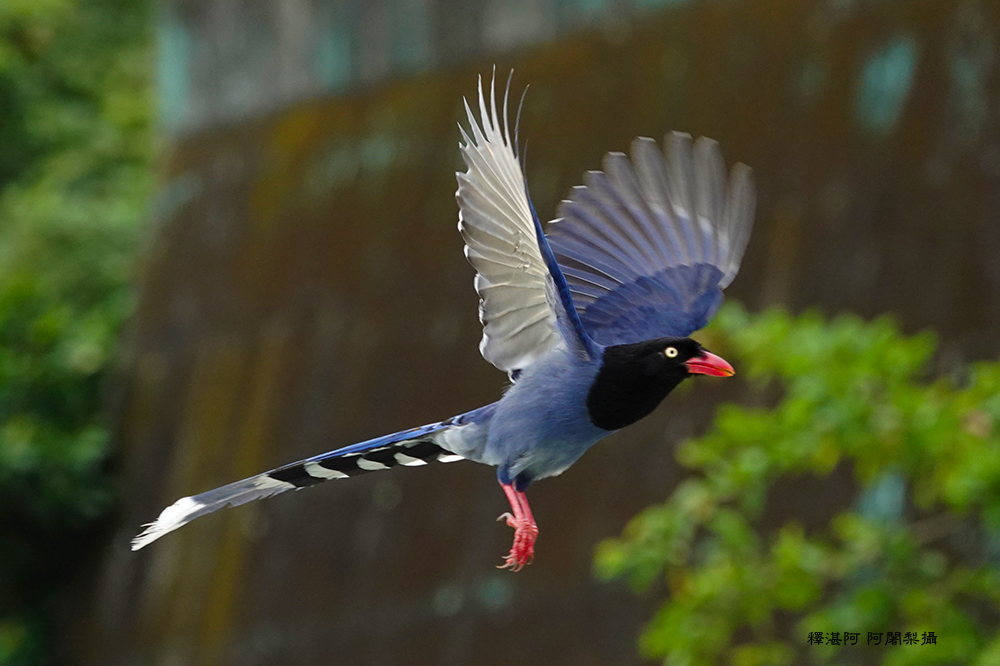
497, 484, 539, 572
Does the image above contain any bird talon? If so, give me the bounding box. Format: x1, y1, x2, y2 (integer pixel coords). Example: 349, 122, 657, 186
497, 482, 538, 571
499, 516, 538, 572
498, 550, 528, 572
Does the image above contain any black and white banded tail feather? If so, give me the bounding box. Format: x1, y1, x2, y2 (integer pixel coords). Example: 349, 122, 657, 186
131, 404, 496, 550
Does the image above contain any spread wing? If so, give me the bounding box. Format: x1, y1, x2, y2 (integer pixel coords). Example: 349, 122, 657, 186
456, 74, 597, 376
546, 133, 755, 346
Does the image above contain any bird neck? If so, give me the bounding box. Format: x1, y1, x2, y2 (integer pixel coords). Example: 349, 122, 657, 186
586, 347, 686, 431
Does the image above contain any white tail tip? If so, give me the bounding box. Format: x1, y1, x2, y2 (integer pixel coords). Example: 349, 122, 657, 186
131, 496, 203, 551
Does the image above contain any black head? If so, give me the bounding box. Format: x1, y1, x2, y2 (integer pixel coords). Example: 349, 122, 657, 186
586, 337, 734, 431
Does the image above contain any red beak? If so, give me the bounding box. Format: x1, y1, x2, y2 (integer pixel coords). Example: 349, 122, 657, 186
684, 351, 735, 377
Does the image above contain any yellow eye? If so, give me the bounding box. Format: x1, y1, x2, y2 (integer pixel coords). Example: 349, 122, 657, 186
665, 346, 678, 358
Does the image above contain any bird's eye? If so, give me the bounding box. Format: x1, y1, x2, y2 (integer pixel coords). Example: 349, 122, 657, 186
665, 346, 678, 358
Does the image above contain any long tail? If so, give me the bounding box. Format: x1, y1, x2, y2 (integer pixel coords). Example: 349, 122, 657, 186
131, 404, 496, 550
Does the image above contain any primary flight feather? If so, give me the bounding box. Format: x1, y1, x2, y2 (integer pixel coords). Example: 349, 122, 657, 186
133, 73, 755, 571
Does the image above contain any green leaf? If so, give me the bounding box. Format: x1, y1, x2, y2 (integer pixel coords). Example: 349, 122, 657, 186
598, 303, 1000, 665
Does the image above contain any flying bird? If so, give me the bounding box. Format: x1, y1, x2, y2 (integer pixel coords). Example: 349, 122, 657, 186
132, 73, 755, 571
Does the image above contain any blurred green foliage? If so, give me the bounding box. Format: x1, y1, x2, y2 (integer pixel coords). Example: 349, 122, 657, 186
597, 303, 1000, 666
0, 0, 152, 663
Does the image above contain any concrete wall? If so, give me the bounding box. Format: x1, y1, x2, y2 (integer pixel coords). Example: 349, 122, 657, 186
158, 0, 659, 133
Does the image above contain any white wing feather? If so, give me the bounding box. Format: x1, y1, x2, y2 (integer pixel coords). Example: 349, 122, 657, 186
456, 74, 561, 375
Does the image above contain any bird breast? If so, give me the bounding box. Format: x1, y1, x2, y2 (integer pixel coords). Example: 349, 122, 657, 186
484, 346, 607, 481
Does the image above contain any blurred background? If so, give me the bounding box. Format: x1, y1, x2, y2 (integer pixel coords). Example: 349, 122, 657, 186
2, 0, 1000, 664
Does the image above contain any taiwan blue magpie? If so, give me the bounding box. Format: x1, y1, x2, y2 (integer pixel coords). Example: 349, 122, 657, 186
133, 73, 755, 571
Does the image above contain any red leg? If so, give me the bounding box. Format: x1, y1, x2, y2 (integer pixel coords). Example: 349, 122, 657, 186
497, 481, 539, 571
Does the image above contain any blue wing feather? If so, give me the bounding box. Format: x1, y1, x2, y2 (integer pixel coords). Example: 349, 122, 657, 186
527, 196, 601, 361
546, 134, 754, 346
578, 264, 724, 344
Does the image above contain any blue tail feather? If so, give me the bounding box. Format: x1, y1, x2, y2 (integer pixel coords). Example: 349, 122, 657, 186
132, 403, 497, 550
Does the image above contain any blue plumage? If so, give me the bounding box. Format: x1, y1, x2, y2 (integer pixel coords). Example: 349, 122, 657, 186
133, 73, 754, 571
577, 264, 726, 345
486, 344, 606, 488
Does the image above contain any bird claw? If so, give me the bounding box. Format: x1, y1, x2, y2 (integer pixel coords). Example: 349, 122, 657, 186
497, 515, 538, 572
